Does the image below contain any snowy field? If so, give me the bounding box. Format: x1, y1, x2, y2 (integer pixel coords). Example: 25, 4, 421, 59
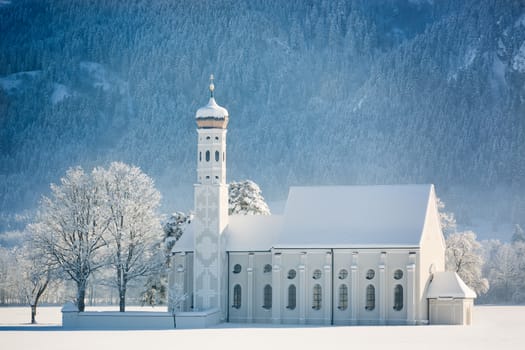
1, 305, 524, 350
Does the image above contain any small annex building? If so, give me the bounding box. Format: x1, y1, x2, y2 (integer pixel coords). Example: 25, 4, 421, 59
168, 77, 476, 327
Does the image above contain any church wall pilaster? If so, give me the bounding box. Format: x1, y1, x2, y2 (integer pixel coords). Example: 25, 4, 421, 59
323, 251, 332, 325
271, 252, 282, 324
350, 252, 359, 324
298, 252, 307, 324
379, 252, 387, 324
406, 252, 417, 324
247, 253, 254, 323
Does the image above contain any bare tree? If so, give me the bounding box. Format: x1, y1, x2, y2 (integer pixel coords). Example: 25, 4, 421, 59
94, 162, 163, 312
31, 167, 109, 312
12, 239, 56, 323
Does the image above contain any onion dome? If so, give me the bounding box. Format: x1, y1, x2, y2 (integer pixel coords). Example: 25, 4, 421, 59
196, 74, 229, 129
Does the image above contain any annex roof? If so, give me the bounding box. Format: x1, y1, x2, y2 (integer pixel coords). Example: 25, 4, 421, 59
427, 271, 477, 299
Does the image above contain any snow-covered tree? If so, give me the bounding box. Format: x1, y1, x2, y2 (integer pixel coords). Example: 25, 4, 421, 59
12, 240, 56, 323
31, 166, 109, 312
163, 211, 193, 258
446, 231, 489, 295
93, 162, 163, 312
436, 197, 457, 236
511, 224, 525, 243
229, 180, 271, 216
0, 246, 17, 305
140, 274, 167, 307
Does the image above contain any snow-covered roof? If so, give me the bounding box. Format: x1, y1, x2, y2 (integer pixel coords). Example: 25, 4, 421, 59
196, 97, 228, 119
427, 271, 477, 299
172, 222, 195, 252
275, 185, 433, 248
172, 215, 283, 253
173, 184, 437, 252
224, 215, 283, 251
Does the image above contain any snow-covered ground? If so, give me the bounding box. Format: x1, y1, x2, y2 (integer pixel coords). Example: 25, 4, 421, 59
0, 306, 524, 350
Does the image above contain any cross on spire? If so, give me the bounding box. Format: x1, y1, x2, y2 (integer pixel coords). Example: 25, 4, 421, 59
209, 74, 215, 98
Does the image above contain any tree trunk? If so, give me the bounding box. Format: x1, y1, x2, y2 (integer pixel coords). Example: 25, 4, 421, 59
77, 286, 86, 312
30, 304, 37, 324
119, 287, 126, 312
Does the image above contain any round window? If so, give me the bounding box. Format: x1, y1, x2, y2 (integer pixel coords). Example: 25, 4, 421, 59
394, 269, 403, 280
338, 269, 348, 280
287, 269, 297, 279
312, 269, 322, 280
264, 264, 272, 273
366, 269, 375, 280
233, 264, 242, 274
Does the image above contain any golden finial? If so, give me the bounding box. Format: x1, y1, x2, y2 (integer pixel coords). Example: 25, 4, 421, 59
209, 74, 215, 98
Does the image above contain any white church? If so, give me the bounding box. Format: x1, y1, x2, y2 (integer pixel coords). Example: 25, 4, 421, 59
168, 77, 476, 328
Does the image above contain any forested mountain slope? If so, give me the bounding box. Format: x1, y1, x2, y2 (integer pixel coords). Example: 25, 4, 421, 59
1, 0, 524, 239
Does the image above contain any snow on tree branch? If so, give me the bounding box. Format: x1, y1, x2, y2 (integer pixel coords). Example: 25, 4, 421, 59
229, 180, 270, 216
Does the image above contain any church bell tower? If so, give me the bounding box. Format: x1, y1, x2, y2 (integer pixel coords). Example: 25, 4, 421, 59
193, 75, 229, 318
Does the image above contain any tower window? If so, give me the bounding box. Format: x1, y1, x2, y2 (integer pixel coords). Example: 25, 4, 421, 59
223, 152, 225, 162
233, 264, 242, 274
206, 136, 211, 140
365, 284, 375, 311
233, 284, 241, 309
338, 284, 348, 310
263, 284, 272, 309
287, 285, 296, 310
215, 150, 219, 162
206, 151, 210, 162
394, 285, 403, 311
215, 136, 219, 140
312, 284, 322, 310
199, 152, 202, 162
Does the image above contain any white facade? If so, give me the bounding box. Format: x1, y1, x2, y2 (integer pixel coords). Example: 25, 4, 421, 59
168, 80, 475, 326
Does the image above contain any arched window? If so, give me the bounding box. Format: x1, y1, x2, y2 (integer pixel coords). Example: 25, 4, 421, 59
215, 150, 219, 161
287, 285, 296, 310
233, 264, 242, 274
205, 150, 210, 162
394, 269, 403, 280
263, 285, 272, 309
394, 285, 403, 311
312, 284, 322, 310
263, 264, 272, 273
366, 269, 375, 280
312, 269, 322, 280
199, 152, 202, 162
287, 269, 296, 279
338, 269, 348, 280
223, 152, 225, 162
365, 285, 375, 311
233, 284, 241, 309
206, 136, 211, 140
338, 284, 348, 310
